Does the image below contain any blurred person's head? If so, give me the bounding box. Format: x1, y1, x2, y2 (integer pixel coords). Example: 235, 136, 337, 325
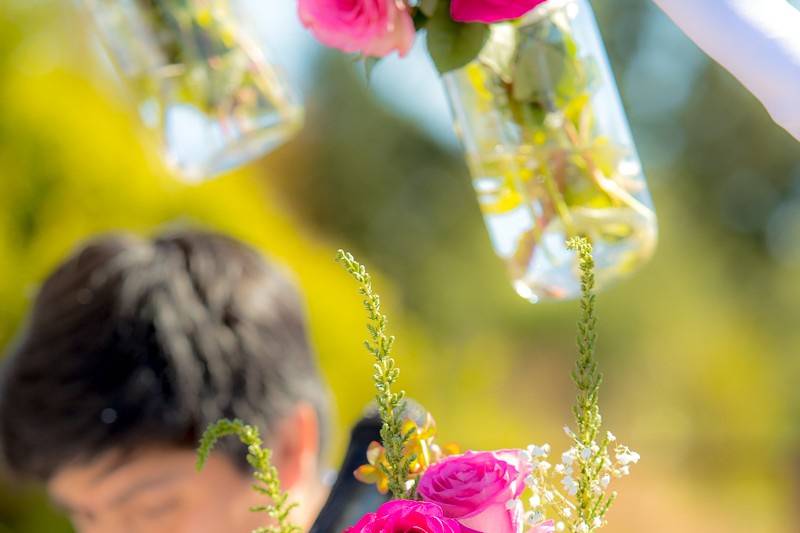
0, 229, 330, 533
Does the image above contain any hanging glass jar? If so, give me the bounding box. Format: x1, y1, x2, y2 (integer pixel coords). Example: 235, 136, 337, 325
444, 0, 657, 302
81, 0, 303, 182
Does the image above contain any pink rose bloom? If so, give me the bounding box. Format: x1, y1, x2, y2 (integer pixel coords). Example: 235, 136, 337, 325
344, 500, 480, 533
298, 0, 415, 58
450, 0, 549, 24
418, 450, 530, 533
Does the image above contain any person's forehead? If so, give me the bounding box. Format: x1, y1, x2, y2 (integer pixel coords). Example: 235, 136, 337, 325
48, 447, 198, 507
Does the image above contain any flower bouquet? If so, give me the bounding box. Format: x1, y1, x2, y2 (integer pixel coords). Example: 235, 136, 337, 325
197, 237, 638, 533
297, 0, 658, 302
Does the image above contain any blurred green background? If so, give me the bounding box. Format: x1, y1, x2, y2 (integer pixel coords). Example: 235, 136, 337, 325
1, 0, 799, 532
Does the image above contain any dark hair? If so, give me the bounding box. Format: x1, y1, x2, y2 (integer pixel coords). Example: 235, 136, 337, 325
0, 229, 329, 480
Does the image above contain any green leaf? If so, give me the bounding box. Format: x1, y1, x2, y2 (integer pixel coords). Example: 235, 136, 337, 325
511, 37, 567, 102
426, 1, 489, 74
511, 21, 589, 104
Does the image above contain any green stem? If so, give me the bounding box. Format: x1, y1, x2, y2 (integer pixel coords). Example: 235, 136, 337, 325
336, 250, 412, 499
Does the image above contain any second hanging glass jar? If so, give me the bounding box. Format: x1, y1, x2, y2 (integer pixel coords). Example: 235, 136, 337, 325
444, 0, 658, 302
81, 0, 304, 182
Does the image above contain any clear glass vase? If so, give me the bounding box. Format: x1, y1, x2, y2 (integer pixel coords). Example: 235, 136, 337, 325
444, 0, 657, 302
81, 0, 303, 182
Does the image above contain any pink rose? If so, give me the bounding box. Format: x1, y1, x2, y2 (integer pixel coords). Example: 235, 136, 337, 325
450, 0, 549, 24
298, 0, 416, 58
344, 500, 480, 533
418, 450, 530, 533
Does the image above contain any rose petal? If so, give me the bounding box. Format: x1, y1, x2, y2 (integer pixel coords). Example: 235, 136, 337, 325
450, 0, 549, 24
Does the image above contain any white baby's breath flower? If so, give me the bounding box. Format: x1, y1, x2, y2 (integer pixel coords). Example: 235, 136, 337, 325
529, 493, 541, 508
606, 431, 617, 442
601, 474, 611, 488
561, 475, 578, 496
556, 522, 565, 532
562, 448, 577, 465
525, 510, 545, 525
528, 444, 551, 458
616, 448, 640, 466
520, 449, 533, 463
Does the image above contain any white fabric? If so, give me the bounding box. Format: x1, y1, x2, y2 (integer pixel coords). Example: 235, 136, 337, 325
653, 0, 800, 141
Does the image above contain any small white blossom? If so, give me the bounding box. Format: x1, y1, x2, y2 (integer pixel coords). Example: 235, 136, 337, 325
525, 510, 545, 525
561, 475, 578, 496
528, 444, 551, 458
520, 449, 533, 463
616, 448, 640, 466
529, 493, 541, 508
562, 448, 577, 465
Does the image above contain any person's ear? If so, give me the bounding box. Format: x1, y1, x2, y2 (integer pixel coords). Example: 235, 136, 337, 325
271, 402, 320, 490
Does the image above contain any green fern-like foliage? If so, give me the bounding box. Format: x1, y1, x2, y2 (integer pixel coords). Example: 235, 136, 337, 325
567, 237, 603, 447
197, 419, 300, 533
566, 236, 616, 527
336, 250, 415, 499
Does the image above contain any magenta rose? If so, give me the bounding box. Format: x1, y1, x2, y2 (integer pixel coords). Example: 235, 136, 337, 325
450, 0, 549, 24
418, 450, 530, 533
344, 500, 480, 533
298, 0, 415, 58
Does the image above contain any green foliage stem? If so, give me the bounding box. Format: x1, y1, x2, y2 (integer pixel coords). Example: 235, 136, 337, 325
336, 250, 414, 499
566, 237, 611, 528
567, 237, 602, 446
197, 419, 300, 533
